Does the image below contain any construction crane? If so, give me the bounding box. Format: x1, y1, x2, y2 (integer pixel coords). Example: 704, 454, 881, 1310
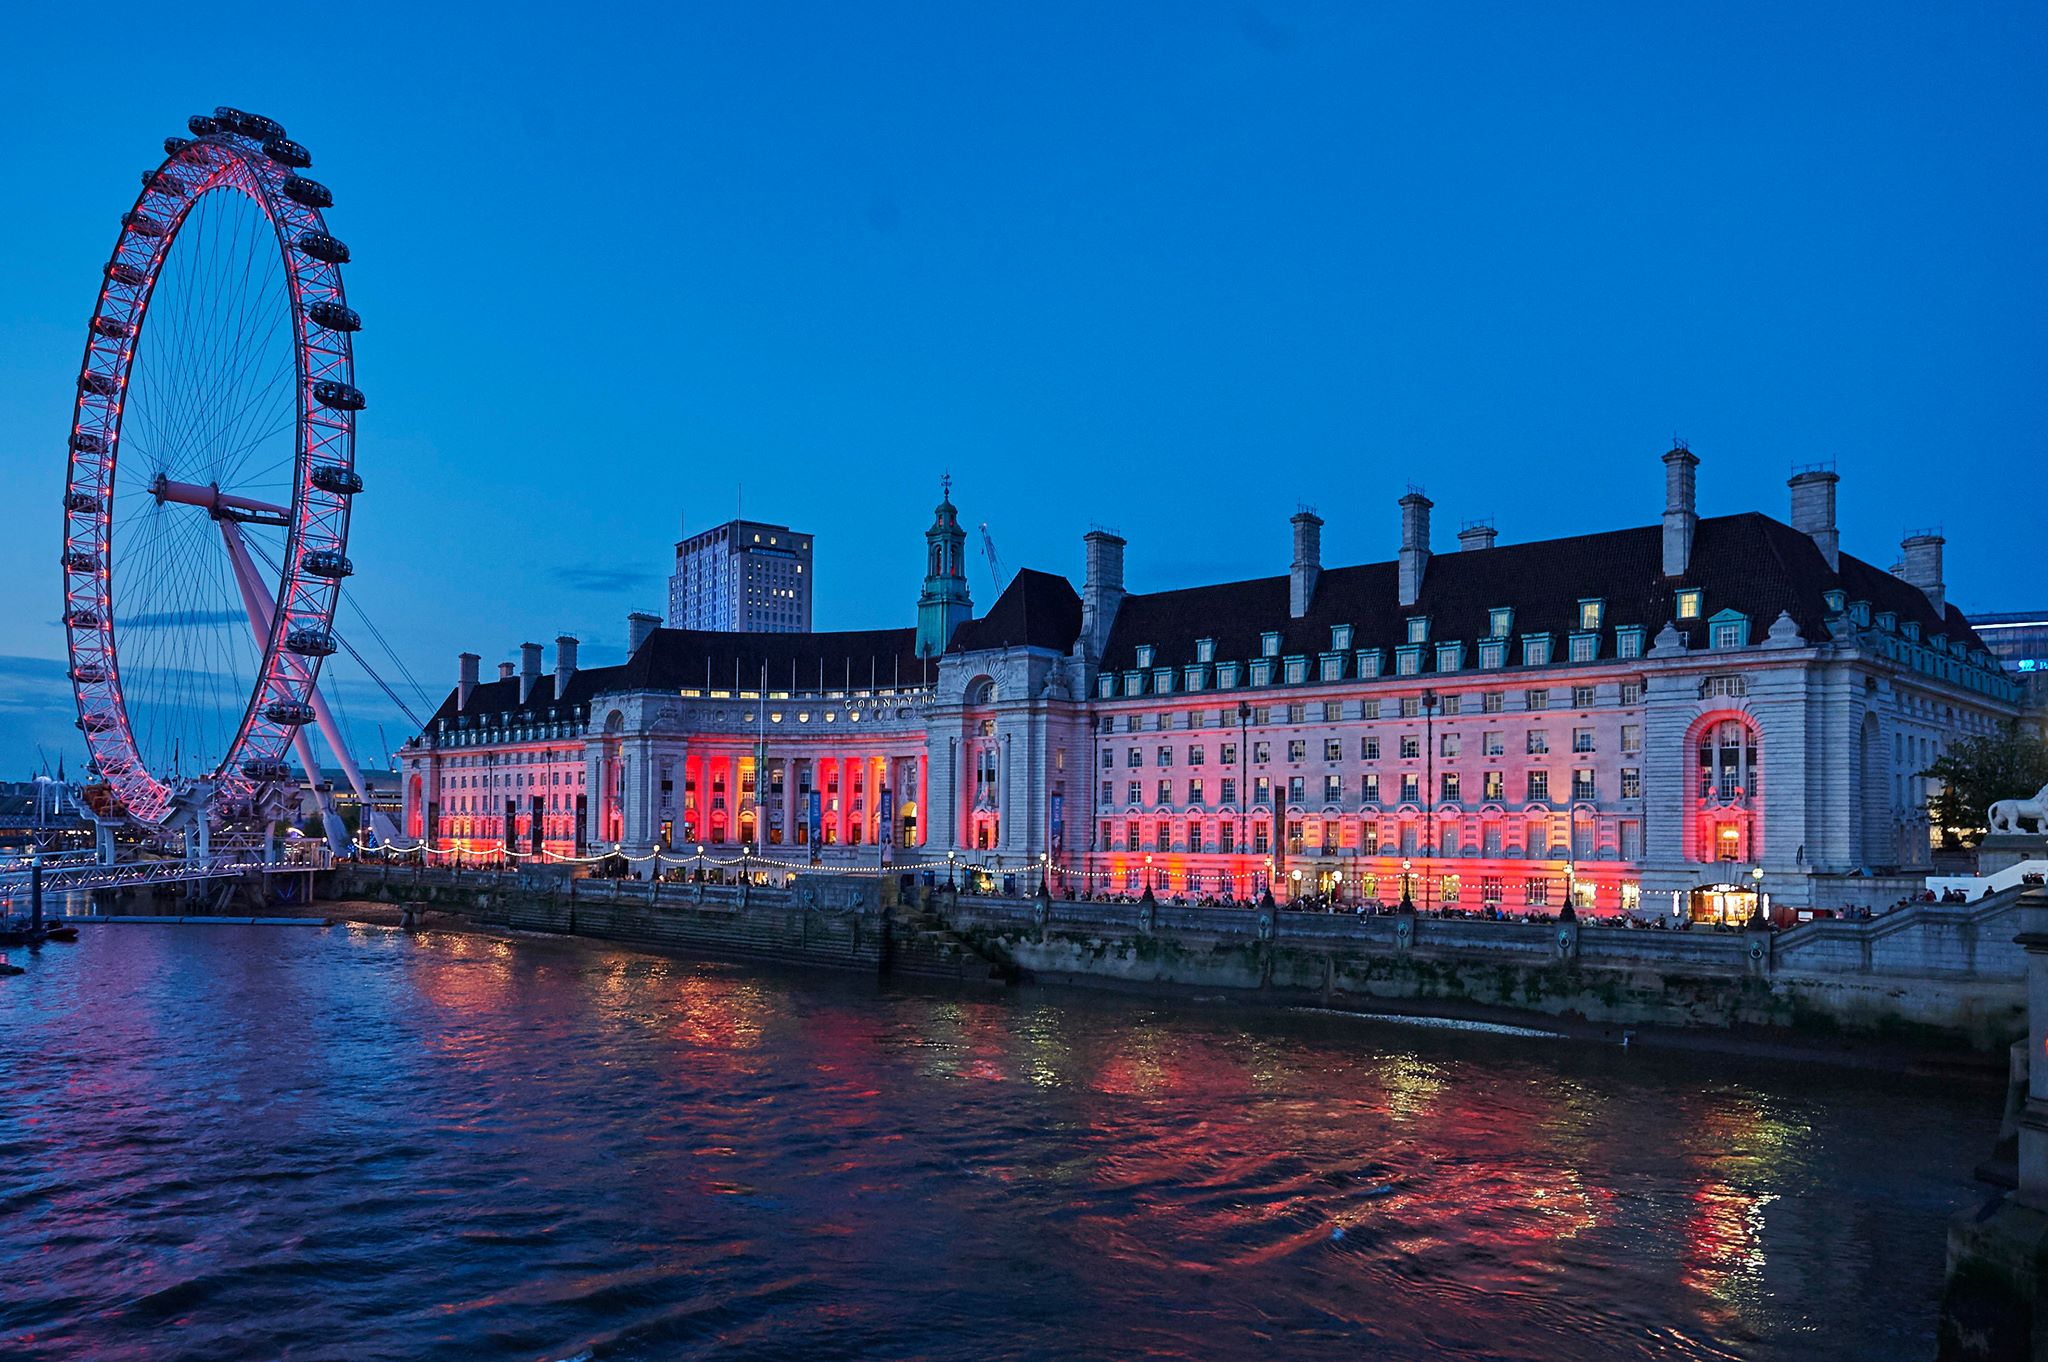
979, 522, 1007, 592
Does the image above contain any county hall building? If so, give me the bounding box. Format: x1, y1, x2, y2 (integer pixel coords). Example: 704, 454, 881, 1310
398, 446, 2022, 920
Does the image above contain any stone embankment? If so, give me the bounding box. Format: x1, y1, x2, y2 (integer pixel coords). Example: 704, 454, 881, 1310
324, 864, 2034, 1049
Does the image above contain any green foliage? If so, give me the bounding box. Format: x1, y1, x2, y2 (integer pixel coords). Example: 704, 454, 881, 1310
1922, 722, 2048, 844
301, 809, 326, 840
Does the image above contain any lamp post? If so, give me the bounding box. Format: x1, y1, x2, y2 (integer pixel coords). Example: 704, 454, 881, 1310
1145, 852, 1154, 894
1400, 856, 1414, 912
1237, 700, 1251, 900
1749, 863, 1766, 927
1289, 866, 1301, 907
1421, 688, 1439, 914
947, 848, 957, 890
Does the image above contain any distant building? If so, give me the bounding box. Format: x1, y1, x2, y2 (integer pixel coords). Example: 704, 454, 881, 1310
404, 454, 2024, 918
667, 519, 814, 632
1971, 610, 2048, 675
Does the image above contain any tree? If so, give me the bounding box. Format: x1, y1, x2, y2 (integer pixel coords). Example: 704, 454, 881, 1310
1923, 723, 2048, 845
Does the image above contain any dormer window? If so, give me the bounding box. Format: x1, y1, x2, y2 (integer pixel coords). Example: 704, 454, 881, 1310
1675, 589, 1703, 621
1876, 612, 1897, 633
1478, 640, 1506, 670
1395, 644, 1422, 676
1261, 631, 1282, 658
1196, 637, 1216, 663
1616, 626, 1645, 659
1331, 624, 1353, 651
1850, 601, 1872, 626
1568, 632, 1598, 663
1218, 660, 1241, 688
1136, 644, 1155, 669
1522, 634, 1551, 667
1824, 589, 1847, 615
1358, 649, 1383, 678
1903, 621, 1921, 642
1707, 609, 1750, 650
1284, 657, 1307, 685
1578, 599, 1605, 631
1488, 607, 1513, 639
1436, 642, 1463, 673
1406, 617, 1429, 644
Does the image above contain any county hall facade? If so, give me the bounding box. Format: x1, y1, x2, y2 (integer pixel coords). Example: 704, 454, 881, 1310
397, 447, 2021, 920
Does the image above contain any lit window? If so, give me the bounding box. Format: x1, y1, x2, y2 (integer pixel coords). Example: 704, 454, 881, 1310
1488, 607, 1513, 638
1578, 600, 1604, 630
1676, 589, 1702, 621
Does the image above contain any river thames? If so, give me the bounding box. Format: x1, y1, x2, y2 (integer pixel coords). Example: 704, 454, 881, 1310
0, 923, 2000, 1361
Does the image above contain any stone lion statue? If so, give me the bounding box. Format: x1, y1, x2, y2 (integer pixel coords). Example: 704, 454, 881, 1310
1987, 783, 2048, 836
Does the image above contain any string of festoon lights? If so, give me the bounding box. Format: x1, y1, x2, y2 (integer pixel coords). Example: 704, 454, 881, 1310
349, 837, 1033, 883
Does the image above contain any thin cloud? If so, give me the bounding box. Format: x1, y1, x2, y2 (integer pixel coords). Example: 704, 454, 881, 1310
552, 565, 660, 593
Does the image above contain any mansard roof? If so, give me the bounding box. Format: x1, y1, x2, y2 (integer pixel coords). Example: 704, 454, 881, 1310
946, 568, 1083, 654
1098, 511, 1990, 672
614, 625, 929, 694
425, 663, 627, 727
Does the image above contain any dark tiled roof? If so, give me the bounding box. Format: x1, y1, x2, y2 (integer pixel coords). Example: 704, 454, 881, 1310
615, 626, 928, 694
947, 569, 1083, 654
1100, 512, 1990, 672
426, 662, 628, 726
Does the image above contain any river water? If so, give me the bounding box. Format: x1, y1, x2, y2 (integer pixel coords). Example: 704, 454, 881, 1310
0, 924, 2000, 1361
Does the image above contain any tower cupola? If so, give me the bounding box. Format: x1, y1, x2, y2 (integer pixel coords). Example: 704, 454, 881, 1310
916, 473, 973, 657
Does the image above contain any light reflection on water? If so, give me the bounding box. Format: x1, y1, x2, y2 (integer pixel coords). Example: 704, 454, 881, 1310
0, 925, 1999, 1362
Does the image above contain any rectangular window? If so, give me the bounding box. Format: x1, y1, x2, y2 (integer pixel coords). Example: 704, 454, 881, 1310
1189, 822, 1205, 853
1441, 772, 1461, 802
1527, 770, 1550, 801
1578, 600, 1604, 631
1620, 768, 1641, 798
1332, 624, 1354, 651
1360, 699, 1380, 719
1100, 780, 1113, 806
1573, 769, 1596, 801
1483, 770, 1504, 801
1221, 742, 1237, 764
1127, 780, 1141, 804
1324, 738, 1343, 761
1482, 730, 1504, 756
1526, 877, 1550, 907
1220, 777, 1237, 805
1261, 631, 1281, 657
1359, 651, 1383, 678
1125, 715, 1140, 733
1479, 641, 1506, 670
1572, 727, 1595, 753
1400, 773, 1420, 802
1220, 823, 1236, 853
1253, 741, 1270, 762
1125, 819, 1138, 850
1619, 819, 1641, 859
1440, 732, 1461, 757
1158, 746, 1174, 767
1568, 634, 1597, 663
1621, 724, 1641, 754
1526, 730, 1549, 755
1711, 621, 1744, 649
1676, 588, 1702, 620
1287, 739, 1306, 762
1571, 685, 1596, 708
1523, 636, 1551, 667
1188, 745, 1206, 766
1254, 707, 1271, 724
1360, 736, 1381, 760
1526, 689, 1550, 711
1617, 628, 1644, 660
1360, 772, 1380, 803
1407, 617, 1429, 643
1437, 643, 1463, 673
1441, 694, 1461, 715
1483, 691, 1505, 714
1323, 701, 1343, 722
1620, 681, 1643, 704
1286, 703, 1306, 724
1101, 748, 1114, 769
1253, 823, 1270, 853
1396, 646, 1422, 676
1324, 774, 1343, 802
1285, 658, 1307, 684
1254, 776, 1272, 804
1158, 779, 1173, 805
1187, 710, 1205, 729
1400, 735, 1421, 760
1489, 607, 1513, 638
1128, 747, 1142, 767
1287, 776, 1305, 804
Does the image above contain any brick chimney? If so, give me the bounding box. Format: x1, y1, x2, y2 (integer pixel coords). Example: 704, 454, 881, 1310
554, 634, 579, 698
1900, 530, 1945, 617
1788, 463, 1840, 571
1457, 519, 1497, 552
1081, 528, 1126, 660
1398, 489, 1432, 608
518, 642, 544, 704
1289, 508, 1322, 618
1661, 443, 1699, 578
627, 611, 661, 655
497, 661, 516, 681
457, 652, 479, 712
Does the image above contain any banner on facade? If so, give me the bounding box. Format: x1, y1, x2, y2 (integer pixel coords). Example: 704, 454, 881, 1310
879, 785, 895, 845
1049, 792, 1064, 855
806, 790, 822, 847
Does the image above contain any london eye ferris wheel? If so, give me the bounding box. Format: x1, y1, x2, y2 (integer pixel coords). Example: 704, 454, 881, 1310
61, 106, 378, 848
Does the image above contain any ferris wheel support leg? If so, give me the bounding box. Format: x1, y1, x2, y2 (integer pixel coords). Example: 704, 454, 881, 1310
218, 519, 395, 851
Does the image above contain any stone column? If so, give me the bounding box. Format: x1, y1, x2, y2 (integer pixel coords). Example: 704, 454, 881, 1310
2020, 888, 2048, 1212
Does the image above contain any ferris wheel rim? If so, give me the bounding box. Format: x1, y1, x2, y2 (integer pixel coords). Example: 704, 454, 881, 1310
60, 109, 361, 831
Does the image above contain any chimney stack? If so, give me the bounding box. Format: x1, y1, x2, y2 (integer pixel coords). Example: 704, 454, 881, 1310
554, 634, 579, 698
1900, 530, 1946, 617
498, 661, 516, 681
1788, 463, 1840, 571
627, 611, 661, 655
1289, 509, 1323, 618
457, 652, 480, 712
1398, 489, 1432, 608
1661, 442, 1699, 578
1457, 519, 1497, 552
518, 642, 543, 704
1081, 528, 1127, 660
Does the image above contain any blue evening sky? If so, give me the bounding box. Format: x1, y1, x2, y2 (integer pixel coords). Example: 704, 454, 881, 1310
1, 2, 2043, 776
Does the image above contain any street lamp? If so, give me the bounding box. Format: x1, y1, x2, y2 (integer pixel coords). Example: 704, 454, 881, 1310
1145, 852, 1154, 893
1400, 856, 1414, 912
1749, 863, 1766, 927
1421, 688, 1439, 914
1289, 867, 1301, 905
947, 848, 957, 890
1237, 700, 1251, 894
